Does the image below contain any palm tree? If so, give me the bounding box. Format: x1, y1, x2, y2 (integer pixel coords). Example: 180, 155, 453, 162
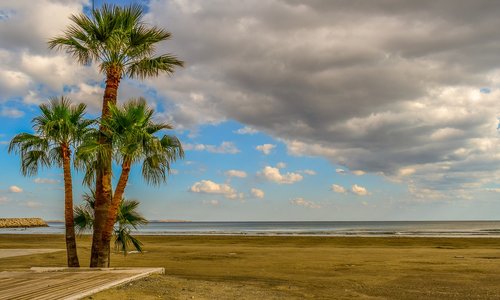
99, 98, 183, 256
9, 97, 94, 267
48, 4, 184, 267
74, 192, 148, 265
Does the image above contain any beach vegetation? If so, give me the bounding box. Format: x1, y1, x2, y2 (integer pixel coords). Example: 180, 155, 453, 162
48, 4, 183, 267
97, 98, 183, 260
74, 191, 148, 264
8, 96, 94, 267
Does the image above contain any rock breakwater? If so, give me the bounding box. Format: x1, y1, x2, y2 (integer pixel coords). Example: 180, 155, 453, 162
0, 218, 48, 228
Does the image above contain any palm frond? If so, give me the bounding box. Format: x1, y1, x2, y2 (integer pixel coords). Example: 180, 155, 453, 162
141, 154, 167, 186
48, 146, 64, 167
128, 234, 144, 253
21, 150, 51, 177
73, 189, 147, 256
102, 98, 183, 186
127, 54, 184, 79
117, 199, 148, 229
114, 197, 147, 255
114, 226, 144, 255
9, 96, 94, 181
50, 4, 182, 79
74, 204, 94, 235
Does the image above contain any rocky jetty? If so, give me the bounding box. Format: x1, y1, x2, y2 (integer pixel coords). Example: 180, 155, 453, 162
0, 218, 48, 228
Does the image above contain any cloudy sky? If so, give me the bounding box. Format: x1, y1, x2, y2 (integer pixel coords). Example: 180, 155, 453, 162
2, 0, 500, 221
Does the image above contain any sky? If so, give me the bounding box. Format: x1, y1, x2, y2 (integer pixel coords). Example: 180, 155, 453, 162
2, 0, 500, 221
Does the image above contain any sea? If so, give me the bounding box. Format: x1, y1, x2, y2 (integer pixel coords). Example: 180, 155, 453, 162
2, 221, 500, 237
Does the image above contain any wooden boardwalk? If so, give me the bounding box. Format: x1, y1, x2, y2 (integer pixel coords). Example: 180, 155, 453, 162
0, 267, 164, 300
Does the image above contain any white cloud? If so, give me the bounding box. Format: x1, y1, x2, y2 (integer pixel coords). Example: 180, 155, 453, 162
398, 167, 416, 176
0, 196, 8, 204
184, 141, 240, 154
170, 169, 179, 175
143, 1, 500, 201
0, 1, 103, 110
203, 199, 220, 206
224, 170, 247, 178
256, 144, 276, 155
286, 140, 337, 158
276, 162, 286, 169
250, 188, 265, 199
486, 188, 500, 193
234, 126, 258, 135
302, 169, 317, 175
34, 178, 59, 184
0, 1, 86, 53
408, 183, 447, 201
258, 166, 303, 184
430, 127, 464, 141
351, 184, 369, 196
6, 0, 500, 204
352, 170, 366, 176
9, 185, 23, 193
64, 82, 103, 111
331, 184, 346, 193
336, 168, 346, 175
190, 180, 241, 199
290, 197, 321, 209
0, 69, 31, 98
0, 107, 24, 118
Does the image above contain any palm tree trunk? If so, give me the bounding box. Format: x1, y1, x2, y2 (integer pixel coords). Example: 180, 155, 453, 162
91, 66, 121, 267
62, 145, 80, 267
100, 159, 132, 265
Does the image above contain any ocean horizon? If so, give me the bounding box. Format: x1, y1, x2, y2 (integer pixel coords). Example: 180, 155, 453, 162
2, 220, 500, 237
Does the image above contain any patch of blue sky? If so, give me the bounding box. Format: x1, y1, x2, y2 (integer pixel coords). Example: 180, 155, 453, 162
0, 107, 32, 135
479, 87, 491, 94
62, 84, 73, 94
0, 9, 15, 21
0, 110, 409, 220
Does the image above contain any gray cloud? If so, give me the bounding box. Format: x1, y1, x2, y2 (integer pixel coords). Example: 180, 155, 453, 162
3, 0, 500, 200
145, 0, 500, 197
0, 0, 109, 113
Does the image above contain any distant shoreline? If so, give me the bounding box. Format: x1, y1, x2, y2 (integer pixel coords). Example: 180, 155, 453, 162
0, 218, 48, 228
148, 220, 191, 223
4, 220, 500, 238
46, 219, 192, 223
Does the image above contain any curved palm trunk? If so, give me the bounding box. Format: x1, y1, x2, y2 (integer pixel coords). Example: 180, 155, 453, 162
101, 158, 132, 266
62, 145, 80, 267
91, 66, 121, 267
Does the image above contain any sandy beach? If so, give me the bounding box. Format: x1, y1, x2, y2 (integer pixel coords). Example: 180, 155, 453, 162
1, 234, 499, 299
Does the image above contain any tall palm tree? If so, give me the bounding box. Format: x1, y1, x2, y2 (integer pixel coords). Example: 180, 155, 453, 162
48, 4, 183, 267
9, 97, 93, 267
99, 98, 183, 255
74, 192, 148, 265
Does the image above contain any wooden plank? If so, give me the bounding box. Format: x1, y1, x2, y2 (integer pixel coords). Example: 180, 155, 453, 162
0, 268, 164, 300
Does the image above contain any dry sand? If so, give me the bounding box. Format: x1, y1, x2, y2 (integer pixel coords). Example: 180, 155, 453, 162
1, 234, 500, 299
0, 249, 62, 259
